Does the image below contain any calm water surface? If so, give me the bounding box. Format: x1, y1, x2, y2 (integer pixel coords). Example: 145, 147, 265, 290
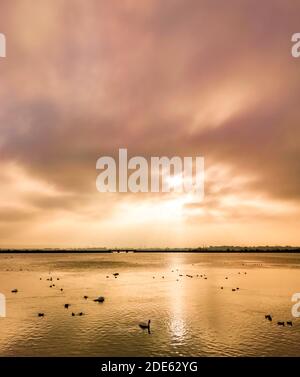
0, 252, 299, 356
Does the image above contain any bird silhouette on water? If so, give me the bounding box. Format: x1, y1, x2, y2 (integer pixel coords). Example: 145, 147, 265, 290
139, 320, 151, 334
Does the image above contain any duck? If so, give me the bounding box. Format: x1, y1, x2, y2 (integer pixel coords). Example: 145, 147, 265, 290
64, 304, 71, 309
287, 321, 293, 326
38, 313, 45, 317
93, 296, 105, 303
139, 319, 151, 331
83, 295, 88, 299
265, 314, 272, 321
11, 289, 18, 293
277, 321, 285, 326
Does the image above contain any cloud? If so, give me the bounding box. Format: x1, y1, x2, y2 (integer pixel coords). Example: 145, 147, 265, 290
1, 0, 300, 246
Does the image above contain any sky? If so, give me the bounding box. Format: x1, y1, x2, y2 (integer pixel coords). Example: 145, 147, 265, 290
0, 0, 300, 248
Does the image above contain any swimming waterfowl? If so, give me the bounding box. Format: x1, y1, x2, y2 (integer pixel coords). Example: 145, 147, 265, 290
11, 289, 18, 293
38, 313, 45, 317
64, 304, 71, 309
83, 296, 88, 299
277, 321, 285, 326
265, 315, 272, 321
139, 319, 151, 330
93, 296, 105, 303
287, 321, 293, 326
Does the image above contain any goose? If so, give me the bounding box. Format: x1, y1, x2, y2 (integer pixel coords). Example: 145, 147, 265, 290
232, 289, 236, 292
64, 304, 71, 309
78, 312, 84, 316
265, 314, 272, 321
93, 296, 105, 303
287, 321, 293, 326
139, 320, 151, 331
277, 321, 285, 326
11, 289, 18, 293
60, 288, 63, 292
83, 295, 88, 299
113, 273, 119, 277
71, 312, 75, 316
38, 313, 45, 317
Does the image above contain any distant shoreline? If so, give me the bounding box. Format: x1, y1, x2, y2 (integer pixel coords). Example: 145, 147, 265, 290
1, 247, 300, 254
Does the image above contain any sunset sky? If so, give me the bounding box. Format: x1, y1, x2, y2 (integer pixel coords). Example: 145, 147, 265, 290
1, 0, 300, 248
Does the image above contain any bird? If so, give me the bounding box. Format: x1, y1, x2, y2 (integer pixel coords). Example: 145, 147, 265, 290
287, 321, 293, 326
38, 313, 45, 317
277, 321, 285, 326
232, 289, 236, 291
83, 295, 88, 299
71, 312, 75, 316
93, 296, 105, 303
265, 315, 272, 321
11, 289, 18, 293
139, 319, 151, 332
221, 287, 224, 289
64, 304, 71, 309
60, 288, 63, 292
113, 273, 119, 277
78, 312, 84, 316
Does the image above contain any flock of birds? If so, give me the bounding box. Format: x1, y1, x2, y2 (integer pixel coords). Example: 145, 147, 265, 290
264, 314, 293, 327
10, 272, 150, 332
10, 266, 296, 334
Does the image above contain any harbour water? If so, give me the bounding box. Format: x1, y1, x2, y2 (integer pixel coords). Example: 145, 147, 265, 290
0, 252, 299, 356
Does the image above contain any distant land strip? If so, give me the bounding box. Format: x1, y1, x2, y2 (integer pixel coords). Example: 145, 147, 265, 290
1, 247, 300, 254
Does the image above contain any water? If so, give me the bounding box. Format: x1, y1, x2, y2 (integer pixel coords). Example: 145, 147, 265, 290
0, 252, 299, 356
